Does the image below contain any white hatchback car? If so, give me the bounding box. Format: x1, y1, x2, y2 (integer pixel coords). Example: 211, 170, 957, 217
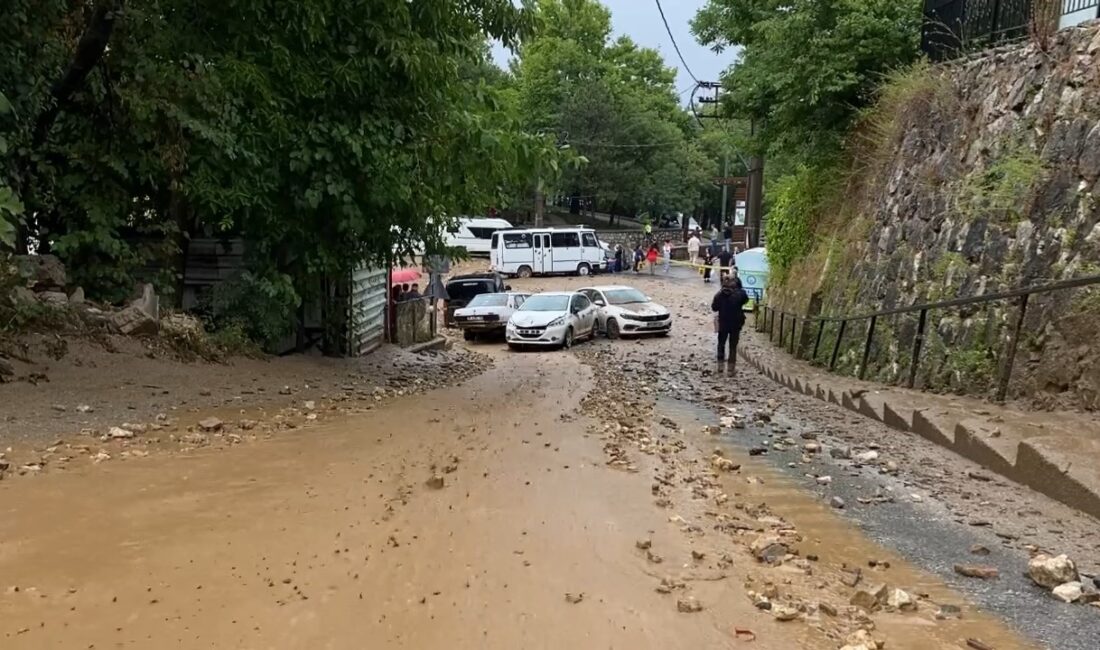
579, 285, 673, 339
506, 291, 600, 350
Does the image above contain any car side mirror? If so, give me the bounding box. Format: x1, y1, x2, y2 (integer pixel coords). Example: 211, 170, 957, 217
594, 299, 605, 307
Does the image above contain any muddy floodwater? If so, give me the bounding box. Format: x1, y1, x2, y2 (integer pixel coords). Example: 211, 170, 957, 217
2, 268, 1096, 649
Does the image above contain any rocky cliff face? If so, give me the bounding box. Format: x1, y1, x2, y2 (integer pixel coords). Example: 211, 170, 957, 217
781, 22, 1100, 410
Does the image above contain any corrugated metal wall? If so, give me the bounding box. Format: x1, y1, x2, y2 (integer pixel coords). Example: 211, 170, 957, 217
348, 264, 388, 356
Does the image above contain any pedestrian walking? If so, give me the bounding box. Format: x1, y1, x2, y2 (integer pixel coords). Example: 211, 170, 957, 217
661, 239, 672, 274
687, 232, 701, 268
710, 224, 719, 244
711, 276, 749, 364
614, 245, 624, 273
702, 250, 714, 283
633, 244, 644, 272
646, 244, 659, 275
722, 224, 733, 253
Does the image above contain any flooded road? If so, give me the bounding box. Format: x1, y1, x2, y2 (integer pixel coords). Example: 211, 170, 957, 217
0, 269, 1094, 649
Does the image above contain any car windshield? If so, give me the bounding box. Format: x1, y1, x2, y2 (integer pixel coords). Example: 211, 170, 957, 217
446, 280, 495, 302
467, 293, 508, 308
518, 295, 569, 312
603, 289, 648, 305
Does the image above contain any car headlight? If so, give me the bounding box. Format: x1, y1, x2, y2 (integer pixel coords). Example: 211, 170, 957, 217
547, 316, 566, 328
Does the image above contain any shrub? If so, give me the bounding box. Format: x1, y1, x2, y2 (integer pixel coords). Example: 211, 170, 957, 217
200, 271, 299, 352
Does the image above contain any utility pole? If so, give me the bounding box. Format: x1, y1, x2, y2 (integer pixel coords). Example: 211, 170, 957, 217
719, 153, 729, 228
534, 184, 544, 228
746, 119, 765, 249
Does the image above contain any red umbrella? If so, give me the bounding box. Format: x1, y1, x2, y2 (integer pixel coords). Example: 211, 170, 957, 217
391, 268, 421, 283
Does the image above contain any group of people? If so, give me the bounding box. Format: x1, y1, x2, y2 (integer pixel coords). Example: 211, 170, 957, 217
391, 283, 422, 303
686, 230, 739, 284
609, 240, 674, 274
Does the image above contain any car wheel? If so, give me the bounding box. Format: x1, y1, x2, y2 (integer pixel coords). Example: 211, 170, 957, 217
576, 263, 591, 277
562, 327, 574, 350
518, 265, 533, 279
606, 318, 620, 340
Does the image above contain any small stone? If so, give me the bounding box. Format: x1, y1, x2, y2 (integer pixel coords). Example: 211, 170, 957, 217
198, 389, 212, 397
830, 496, 846, 509
564, 592, 584, 604
803, 442, 821, 453
426, 474, 445, 490
1052, 581, 1083, 603
1027, 554, 1079, 589
76, 404, 94, 413
936, 604, 962, 620
750, 535, 788, 564
108, 426, 135, 439
954, 564, 999, 579
850, 583, 888, 612
677, 596, 703, 613
303, 400, 316, 411
646, 550, 664, 564
856, 451, 879, 463
772, 605, 799, 621
197, 417, 223, 433
239, 420, 258, 431
691, 549, 705, 561
818, 602, 838, 617
816, 475, 833, 485
92, 451, 111, 463
887, 587, 917, 611
970, 544, 991, 556
279, 386, 293, 395
635, 538, 652, 551
830, 446, 852, 460
884, 460, 899, 473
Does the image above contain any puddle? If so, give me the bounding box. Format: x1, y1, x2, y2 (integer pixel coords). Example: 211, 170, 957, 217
656, 396, 1043, 650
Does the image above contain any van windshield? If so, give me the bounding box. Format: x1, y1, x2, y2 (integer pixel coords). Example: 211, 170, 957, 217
518, 295, 569, 312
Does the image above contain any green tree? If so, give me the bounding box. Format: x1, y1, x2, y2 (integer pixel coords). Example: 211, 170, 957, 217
692, 0, 923, 169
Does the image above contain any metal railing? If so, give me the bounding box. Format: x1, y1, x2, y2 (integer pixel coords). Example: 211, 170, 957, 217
920, 0, 1099, 61
755, 273, 1100, 402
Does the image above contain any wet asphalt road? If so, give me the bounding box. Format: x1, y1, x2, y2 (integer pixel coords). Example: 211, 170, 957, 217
659, 395, 1100, 650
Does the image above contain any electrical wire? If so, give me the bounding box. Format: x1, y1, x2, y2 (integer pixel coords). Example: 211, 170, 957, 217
655, 0, 700, 85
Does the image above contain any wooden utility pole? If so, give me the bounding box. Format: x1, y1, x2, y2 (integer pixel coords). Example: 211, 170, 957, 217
746, 120, 765, 248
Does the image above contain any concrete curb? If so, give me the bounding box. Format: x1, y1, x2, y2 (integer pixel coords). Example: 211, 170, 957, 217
739, 345, 1100, 521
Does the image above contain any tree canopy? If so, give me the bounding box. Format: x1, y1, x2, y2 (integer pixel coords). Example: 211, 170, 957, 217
1, 0, 565, 305
509, 0, 728, 222
692, 0, 923, 171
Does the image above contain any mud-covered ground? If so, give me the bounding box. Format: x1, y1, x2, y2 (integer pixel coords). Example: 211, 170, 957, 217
1, 265, 1098, 649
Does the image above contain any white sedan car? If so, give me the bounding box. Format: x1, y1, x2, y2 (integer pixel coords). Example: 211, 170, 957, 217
579, 285, 673, 339
506, 291, 600, 350
453, 292, 530, 341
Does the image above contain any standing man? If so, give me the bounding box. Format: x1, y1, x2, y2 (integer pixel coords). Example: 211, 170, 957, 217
717, 248, 733, 282
711, 277, 749, 364
687, 231, 701, 268
722, 223, 733, 253
661, 239, 672, 274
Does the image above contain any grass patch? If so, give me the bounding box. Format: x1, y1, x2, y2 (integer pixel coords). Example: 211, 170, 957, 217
953, 141, 1048, 224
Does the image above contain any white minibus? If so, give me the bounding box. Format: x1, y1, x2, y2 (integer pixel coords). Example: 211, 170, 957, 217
490, 227, 607, 278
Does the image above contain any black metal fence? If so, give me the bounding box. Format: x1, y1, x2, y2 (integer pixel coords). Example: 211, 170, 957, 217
755, 273, 1100, 403
921, 0, 1100, 61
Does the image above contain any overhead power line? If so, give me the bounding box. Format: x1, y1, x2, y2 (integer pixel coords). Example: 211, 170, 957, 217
654, 0, 700, 85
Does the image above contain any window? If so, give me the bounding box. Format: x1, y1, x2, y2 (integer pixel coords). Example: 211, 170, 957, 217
551, 232, 580, 248
468, 227, 499, 240
491, 233, 499, 249
467, 293, 508, 308
603, 288, 648, 305
511, 294, 527, 308
582, 233, 598, 248
570, 294, 591, 312
503, 233, 532, 249
519, 295, 569, 311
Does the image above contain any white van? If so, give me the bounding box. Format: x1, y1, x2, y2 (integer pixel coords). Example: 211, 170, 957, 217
444, 217, 513, 256
490, 227, 607, 278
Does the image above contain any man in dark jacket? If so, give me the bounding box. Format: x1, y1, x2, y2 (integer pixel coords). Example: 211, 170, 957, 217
711, 277, 749, 363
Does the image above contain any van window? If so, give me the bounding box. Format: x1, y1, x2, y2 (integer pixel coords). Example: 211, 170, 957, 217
551, 232, 580, 248
468, 227, 498, 239
503, 233, 532, 249
582, 233, 598, 248
491, 233, 499, 249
